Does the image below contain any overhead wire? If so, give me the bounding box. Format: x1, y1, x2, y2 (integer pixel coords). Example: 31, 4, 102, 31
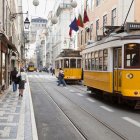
44, 0, 47, 15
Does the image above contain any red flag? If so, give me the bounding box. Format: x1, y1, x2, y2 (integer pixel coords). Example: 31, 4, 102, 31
69, 28, 72, 37
77, 14, 84, 28
83, 9, 89, 23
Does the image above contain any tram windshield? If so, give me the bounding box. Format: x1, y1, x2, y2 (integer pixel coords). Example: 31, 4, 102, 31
70, 59, 76, 68
124, 43, 140, 68
64, 59, 69, 68
77, 59, 81, 68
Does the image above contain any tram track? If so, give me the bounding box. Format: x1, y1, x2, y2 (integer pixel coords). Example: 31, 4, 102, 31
37, 82, 128, 140
37, 82, 88, 140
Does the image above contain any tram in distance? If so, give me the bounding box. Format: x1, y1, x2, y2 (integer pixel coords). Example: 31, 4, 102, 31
55, 49, 83, 82
82, 24, 140, 109
27, 61, 36, 72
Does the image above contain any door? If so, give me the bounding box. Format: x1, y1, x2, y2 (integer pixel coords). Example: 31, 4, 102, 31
113, 47, 122, 92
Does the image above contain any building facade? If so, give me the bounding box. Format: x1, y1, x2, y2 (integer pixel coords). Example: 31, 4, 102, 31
0, 0, 24, 91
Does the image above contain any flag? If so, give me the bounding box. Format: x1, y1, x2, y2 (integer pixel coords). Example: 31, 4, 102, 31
83, 9, 89, 23
69, 17, 79, 32
69, 28, 72, 37
77, 14, 84, 28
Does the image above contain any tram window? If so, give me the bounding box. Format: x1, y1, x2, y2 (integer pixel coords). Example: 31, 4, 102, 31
124, 43, 140, 68
99, 50, 103, 70
91, 58, 95, 70
95, 58, 99, 70
70, 59, 76, 68
85, 59, 88, 70
61, 60, 64, 68
103, 49, 108, 71
99, 57, 103, 70
64, 59, 69, 68
77, 59, 81, 68
95, 52, 99, 70
88, 59, 91, 70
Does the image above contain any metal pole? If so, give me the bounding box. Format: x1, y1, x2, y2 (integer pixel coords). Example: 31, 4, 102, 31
122, 0, 134, 27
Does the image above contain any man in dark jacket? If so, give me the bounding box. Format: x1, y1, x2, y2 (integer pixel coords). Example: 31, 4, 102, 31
10, 67, 18, 92
57, 68, 66, 86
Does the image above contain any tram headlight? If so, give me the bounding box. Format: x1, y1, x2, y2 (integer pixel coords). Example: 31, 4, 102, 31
134, 91, 138, 95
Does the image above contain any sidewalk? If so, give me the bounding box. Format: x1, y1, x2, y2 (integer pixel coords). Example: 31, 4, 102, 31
0, 80, 38, 140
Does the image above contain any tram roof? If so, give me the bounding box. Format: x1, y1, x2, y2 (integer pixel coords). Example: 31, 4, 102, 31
56, 49, 81, 58
85, 31, 140, 48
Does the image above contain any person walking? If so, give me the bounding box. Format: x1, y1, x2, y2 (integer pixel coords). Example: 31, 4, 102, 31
57, 68, 66, 86
10, 67, 18, 92
17, 68, 27, 97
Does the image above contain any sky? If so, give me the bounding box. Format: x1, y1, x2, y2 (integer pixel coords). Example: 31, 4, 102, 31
22, 0, 55, 59
22, 0, 55, 19
21, 0, 83, 59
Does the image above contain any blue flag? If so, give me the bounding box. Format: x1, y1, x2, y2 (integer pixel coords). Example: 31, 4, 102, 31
69, 18, 79, 32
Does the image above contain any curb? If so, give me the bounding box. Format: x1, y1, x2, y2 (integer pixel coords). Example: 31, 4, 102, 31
27, 77, 38, 140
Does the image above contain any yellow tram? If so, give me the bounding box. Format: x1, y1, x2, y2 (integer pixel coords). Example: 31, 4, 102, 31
28, 62, 36, 72
55, 49, 82, 82
82, 23, 140, 109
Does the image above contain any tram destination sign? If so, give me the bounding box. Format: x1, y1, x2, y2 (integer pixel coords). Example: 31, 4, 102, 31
125, 22, 140, 32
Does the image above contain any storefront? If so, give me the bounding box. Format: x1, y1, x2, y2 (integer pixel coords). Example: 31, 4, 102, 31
0, 33, 18, 91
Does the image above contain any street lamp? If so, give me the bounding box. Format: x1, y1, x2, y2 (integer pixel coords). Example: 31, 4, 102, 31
10, 11, 30, 29
24, 17, 30, 29
33, 0, 39, 6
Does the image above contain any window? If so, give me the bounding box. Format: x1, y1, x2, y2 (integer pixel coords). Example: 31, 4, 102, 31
85, 54, 88, 70
64, 59, 69, 68
96, 0, 100, 6
90, 24, 93, 40
61, 60, 64, 68
99, 50, 103, 70
111, 8, 116, 26
96, 19, 99, 36
88, 53, 91, 70
91, 52, 95, 70
124, 43, 140, 68
77, 59, 81, 68
70, 59, 76, 68
103, 14, 107, 33
103, 49, 108, 71
95, 51, 99, 70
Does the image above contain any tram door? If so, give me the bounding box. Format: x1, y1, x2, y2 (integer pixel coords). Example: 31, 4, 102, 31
113, 48, 122, 92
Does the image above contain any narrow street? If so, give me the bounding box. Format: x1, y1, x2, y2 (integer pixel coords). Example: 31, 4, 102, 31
29, 72, 140, 140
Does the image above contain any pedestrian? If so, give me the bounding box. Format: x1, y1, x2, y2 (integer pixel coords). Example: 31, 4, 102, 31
17, 68, 27, 97
52, 68, 55, 76
57, 68, 66, 86
10, 67, 18, 92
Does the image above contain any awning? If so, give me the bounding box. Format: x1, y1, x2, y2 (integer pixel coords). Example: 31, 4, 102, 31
0, 32, 19, 54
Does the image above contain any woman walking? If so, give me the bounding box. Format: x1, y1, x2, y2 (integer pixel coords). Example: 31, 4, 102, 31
18, 68, 27, 97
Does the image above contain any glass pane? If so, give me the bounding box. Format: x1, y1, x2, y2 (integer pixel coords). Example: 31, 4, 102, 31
124, 43, 140, 68
88, 59, 91, 70
85, 59, 88, 70
70, 59, 76, 68
77, 59, 81, 68
91, 59, 95, 70
64, 59, 69, 68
